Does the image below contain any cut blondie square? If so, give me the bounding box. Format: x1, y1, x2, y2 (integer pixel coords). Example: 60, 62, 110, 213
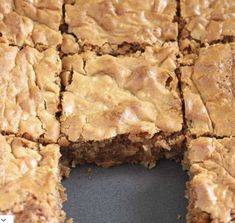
0, 134, 65, 223
60, 43, 184, 168
185, 137, 235, 223
0, 0, 63, 49
63, 0, 178, 54
181, 43, 235, 137
180, 0, 235, 54
0, 43, 61, 143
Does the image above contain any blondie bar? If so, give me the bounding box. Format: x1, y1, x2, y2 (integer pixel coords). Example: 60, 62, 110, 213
60, 43, 184, 167
0, 134, 65, 223
0, 43, 61, 143
63, 0, 178, 54
185, 137, 235, 223
180, 0, 235, 54
181, 43, 235, 137
0, 0, 63, 49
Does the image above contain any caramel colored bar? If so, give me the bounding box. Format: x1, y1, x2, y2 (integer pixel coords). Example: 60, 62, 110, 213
180, 0, 235, 54
0, 0, 62, 48
0, 135, 65, 223
60, 43, 184, 167
63, 0, 178, 54
181, 43, 235, 137
185, 137, 235, 223
0, 43, 61, 143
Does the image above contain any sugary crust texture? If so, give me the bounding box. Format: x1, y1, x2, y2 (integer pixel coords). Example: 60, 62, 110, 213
181, 43, 235, 137
0, 43, 61, 143
180, 0, 235, 53
0, 0, 63, 48
186, 137, 235, 223
0, 135, 65, 223
64, 0, 178, 52
60, 43, 182, 143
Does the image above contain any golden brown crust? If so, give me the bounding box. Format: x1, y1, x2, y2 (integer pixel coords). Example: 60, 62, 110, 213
180, 0, 235, 53
60, 43, 183, 143
186, 137, 235, 223
64, 0, 178, 54
0, 43, 61, 143
0, 0, 62, 48
181, 43, 235, 137
0, 135, 65, 223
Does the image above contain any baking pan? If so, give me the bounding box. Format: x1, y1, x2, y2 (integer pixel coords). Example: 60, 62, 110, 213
62, 160, 188, 223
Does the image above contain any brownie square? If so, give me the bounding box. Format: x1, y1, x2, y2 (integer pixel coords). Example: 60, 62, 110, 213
181, 43, 235, 137
64, 0, 178, 54
185, 137, 235, 223
0, 135, 65, 223
0, 43, 61, 143
0, 0, 63, 49
180, 0, 235, 54
60, 43, 184, 167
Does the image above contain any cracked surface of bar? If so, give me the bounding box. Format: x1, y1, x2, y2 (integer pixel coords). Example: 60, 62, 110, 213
181, 43, 235, 137
180, 0, 235, 53
64, 0, 178, 54
0, 134, 65, 223
0, 0, 234, 222
0, 43, 61, 143
60, 43, 184, 167
185, 137, 235, 223
0, 0, 63, 48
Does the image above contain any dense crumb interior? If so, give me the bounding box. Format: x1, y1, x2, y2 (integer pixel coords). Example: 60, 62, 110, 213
61, 132, 185, 168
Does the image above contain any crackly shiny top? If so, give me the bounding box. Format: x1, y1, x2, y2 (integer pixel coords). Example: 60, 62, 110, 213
0, 135, 64, 223
61, 43, 182, 142
0, 43, 61, 143
65, 0, 178, 47
181, 0, 235, 43
187, 137, 235, 223
0, 0, 62, 47
182, 43, 235, 137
